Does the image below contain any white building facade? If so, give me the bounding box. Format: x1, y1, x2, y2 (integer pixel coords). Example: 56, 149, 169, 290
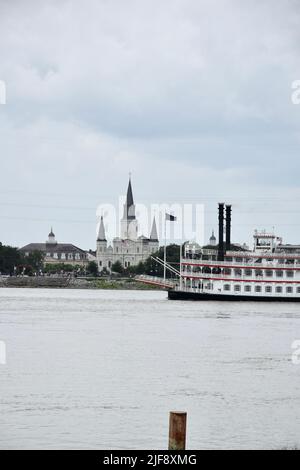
96, 179, 159, 272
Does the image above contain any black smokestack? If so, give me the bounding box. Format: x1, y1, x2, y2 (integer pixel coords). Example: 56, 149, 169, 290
225, 205, 232, 251
218, 203, 225, 261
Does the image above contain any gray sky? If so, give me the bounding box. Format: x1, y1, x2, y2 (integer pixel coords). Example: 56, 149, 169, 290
0, 0, 300, 249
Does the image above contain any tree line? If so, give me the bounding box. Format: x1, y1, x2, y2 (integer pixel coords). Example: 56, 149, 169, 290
0, 243, 44, 275
0, 242, 181, 277
111, 244, 180, 278
0, 243, 96, 276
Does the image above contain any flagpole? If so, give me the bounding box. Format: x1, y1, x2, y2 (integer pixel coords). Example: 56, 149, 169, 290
179, 242, 182, 291
164, 211, 166, 284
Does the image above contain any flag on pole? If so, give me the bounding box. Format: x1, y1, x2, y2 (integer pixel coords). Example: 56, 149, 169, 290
163, 212, 176, 283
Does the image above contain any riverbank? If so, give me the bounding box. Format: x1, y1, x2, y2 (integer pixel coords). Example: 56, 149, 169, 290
0, 276, 161, 290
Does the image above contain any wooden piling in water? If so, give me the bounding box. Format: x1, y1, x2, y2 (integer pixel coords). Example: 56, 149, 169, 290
168, 411, 187, 450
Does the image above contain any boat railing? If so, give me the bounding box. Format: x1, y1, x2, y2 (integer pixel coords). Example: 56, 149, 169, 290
181, 258, 299, 269
135, 274, 175, 288
181, 271, 297, 280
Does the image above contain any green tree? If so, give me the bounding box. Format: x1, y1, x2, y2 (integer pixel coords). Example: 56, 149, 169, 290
133, 261, 146, 275
44, 263, 75, 274
143, 244, 180, 278
0, 243, 22, 274
87, 261, 98, 276
117, 244, 181, 278
23, 250, 44, 272
111, 260, 124, 274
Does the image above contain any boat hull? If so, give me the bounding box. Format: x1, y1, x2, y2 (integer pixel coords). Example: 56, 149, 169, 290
168, 289, 300, 302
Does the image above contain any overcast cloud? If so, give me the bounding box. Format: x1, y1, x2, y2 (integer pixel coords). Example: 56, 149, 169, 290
1, 0, 300, 248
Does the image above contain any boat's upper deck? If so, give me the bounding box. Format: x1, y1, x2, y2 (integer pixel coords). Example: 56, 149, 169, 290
183, 251, 300, 270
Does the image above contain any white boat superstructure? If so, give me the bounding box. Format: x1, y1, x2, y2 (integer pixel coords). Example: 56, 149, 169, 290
169, 204, 300, 301
180, 251, 300, 300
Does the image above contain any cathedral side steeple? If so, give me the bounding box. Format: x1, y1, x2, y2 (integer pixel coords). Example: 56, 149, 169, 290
150, 217, 158, 241
96, 216, 107, 269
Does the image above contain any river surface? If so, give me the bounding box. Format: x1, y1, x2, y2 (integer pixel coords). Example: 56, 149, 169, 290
0, 288, 300, 450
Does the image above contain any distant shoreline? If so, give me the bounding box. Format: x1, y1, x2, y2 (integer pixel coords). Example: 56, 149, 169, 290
0, 276, 162, 290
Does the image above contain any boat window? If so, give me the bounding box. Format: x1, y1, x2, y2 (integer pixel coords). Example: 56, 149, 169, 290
286, 286, 293, 294
234, 269, 242, 276
276, 271, 283, 277
286, 271, 294, 278
245, 269, 252, 276
255, 286, 262, 293
265, 286, 272, 293
265, 270, 273, 277
203, 267, 211, 274
234, 285, 241, 292
244, 285, 251, 292
212, 268, 221, 274
224, 284, 231, 291
276, 286, 283, 293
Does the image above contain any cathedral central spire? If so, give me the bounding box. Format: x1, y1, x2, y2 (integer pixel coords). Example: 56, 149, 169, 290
123, 177, 136, 220
121, 176, 138, 239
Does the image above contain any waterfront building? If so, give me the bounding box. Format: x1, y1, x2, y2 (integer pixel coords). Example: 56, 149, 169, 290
20, 229, 88, 267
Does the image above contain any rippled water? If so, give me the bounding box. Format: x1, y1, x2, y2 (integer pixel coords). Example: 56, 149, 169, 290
0, 287, 300, 449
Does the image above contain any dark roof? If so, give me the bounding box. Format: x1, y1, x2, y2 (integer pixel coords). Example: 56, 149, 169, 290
226, 244, 248, 252
202, 243, 247, 252
138, 235, 150, 243
277, 244, 300, 249
20, 243, 87, 254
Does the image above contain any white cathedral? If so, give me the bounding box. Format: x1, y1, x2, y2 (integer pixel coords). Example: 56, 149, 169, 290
96, 178, 159, 272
